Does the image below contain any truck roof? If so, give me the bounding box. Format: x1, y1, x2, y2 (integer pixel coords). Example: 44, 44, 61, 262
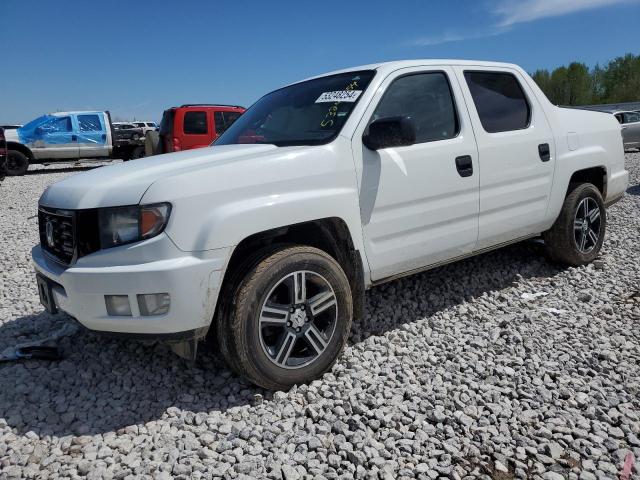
48, 110, 106, 117
296, 59, 523, 84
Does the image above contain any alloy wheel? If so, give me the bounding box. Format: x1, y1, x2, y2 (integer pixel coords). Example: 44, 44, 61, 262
573, 197, 602, 253
258, 270, 338, 369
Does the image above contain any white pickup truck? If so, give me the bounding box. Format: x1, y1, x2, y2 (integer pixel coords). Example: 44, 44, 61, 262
33, 60, 628, 389
5, 111, 144, 175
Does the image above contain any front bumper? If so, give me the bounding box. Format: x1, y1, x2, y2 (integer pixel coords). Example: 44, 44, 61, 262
32, 234, 230, 336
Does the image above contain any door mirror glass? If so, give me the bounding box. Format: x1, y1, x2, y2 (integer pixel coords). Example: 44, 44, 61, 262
363, 116, 416, 150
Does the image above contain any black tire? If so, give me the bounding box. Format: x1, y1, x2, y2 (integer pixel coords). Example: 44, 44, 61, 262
221, 245, 353, 390
6, 150, 29, 176
544, 183, 606, 266
215, 245, 283, 377
131, 146, 145, 159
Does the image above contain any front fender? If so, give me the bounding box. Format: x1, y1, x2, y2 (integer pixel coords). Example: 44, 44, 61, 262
183, 187, 365, 253
140, 140, 368, 259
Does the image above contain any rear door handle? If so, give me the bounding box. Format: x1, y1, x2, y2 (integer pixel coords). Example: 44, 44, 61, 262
538, 143, 551, 162
71, 134, 77, 142
455, 155, 473, 177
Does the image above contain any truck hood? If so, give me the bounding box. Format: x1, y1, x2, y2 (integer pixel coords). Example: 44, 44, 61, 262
39, 144, 292, 209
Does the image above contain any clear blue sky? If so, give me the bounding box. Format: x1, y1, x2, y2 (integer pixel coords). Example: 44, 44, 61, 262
1, 0, 639, 124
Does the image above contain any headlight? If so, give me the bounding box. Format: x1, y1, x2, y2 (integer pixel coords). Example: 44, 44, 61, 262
99, 203, 171, 249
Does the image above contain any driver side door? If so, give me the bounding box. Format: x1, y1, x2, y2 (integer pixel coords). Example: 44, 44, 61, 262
351, 67, 480, 281
32, 115, 79, 159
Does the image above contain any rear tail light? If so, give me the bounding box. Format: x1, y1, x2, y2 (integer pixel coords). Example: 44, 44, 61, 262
172, 137, 181, 152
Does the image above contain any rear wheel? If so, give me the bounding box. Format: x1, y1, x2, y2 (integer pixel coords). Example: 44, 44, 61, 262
219, 246, 353, 390
6, 150, 29, 176
544, 183, 606, 266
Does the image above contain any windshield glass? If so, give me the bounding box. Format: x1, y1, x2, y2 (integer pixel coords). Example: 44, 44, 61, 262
20, 115, 50, 131
214, 70, 375, 147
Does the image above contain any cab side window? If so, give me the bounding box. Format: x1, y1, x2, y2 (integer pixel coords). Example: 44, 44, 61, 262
215, 111, 243, 135
464, 71, 531, 133
78, 115, 102, 131
42, 116, 72, 133
183, 111, 208, 134
371, 72, 459, 143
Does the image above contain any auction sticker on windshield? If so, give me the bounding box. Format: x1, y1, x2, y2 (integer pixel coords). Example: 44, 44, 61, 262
315, 90, 362, 103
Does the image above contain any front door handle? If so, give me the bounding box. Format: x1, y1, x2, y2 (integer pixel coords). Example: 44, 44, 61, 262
538, 143, 551, 162
455, 155, 473, 177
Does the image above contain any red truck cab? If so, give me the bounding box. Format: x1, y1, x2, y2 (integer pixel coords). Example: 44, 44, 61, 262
159, 104, 245, 153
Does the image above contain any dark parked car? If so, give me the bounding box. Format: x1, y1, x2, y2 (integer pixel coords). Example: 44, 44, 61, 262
0, 127, 7, 181
113, 123, 144, 143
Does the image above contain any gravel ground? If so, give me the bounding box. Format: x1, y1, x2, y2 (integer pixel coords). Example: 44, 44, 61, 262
0, 155, 639, 480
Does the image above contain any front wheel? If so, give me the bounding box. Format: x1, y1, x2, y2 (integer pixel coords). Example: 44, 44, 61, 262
220, 246, 353, 390
544, 183, 606, 266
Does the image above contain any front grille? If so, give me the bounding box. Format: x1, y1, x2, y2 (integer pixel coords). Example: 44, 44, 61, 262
39, 207, 76, 265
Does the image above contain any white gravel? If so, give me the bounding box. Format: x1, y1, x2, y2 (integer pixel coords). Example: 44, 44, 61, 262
1, 155, 639, 480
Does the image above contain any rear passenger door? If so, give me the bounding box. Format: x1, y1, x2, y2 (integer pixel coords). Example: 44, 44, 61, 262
76, 113, 109, 158
455, 67, 555, 249
180, 110, 210, 150
353, 67, 480, 281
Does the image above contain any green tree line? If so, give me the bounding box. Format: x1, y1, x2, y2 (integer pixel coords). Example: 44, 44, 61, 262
531, 53, 640, 106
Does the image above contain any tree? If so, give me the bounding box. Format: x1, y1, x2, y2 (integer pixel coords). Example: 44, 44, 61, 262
531, 53, 640, 105
602, 53, 640, 103
532, 69, 551, 96
548, 66, 568, 105
566, 62, 592, 105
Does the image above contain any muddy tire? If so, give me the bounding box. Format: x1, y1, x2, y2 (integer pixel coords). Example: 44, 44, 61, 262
544, 183, 606, 266
219, 245, 353, 390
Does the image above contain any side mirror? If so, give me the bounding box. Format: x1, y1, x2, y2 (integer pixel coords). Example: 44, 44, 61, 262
362, 116, 416, 150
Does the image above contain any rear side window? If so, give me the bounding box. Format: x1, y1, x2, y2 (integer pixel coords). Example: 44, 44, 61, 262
623, 112, 640, 123
371, 72, 459, 144
183, 111, 208, 134
464, 71, 531, 133
78, 114, 102, 131
214, 111, 243, 135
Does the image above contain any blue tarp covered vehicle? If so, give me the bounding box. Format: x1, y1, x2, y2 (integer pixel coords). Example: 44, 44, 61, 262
4, 111, 144, 175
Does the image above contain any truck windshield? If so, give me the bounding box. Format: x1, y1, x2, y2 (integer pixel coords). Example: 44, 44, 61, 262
214, 70, 375, 147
